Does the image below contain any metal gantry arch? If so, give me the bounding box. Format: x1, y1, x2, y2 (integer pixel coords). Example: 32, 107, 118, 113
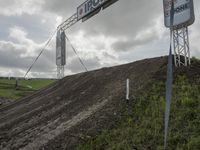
56, 14, 78, 79
23, 0, 118, 79
56, 0, 119, 79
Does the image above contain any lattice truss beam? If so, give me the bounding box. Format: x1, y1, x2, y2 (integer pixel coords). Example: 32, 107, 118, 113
172, 26, 190, 67
58, 13, 78, 31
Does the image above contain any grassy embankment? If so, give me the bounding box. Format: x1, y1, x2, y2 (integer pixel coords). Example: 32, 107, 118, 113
77, 58, 200, 150
0, 78, 55, 99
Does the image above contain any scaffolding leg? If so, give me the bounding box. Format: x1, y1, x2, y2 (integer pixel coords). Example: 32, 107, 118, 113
172, 26, 191, 67
57, 65, 64, 79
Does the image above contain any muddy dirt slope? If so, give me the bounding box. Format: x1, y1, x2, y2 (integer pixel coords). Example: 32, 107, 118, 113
0, 56, 168, 150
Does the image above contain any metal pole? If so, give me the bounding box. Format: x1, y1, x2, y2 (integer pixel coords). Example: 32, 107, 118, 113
186, 27, 191, 65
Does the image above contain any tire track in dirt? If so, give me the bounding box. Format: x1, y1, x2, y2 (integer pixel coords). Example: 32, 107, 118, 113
0, 82, 59, 113
0, 57, 168, 150
19, 99, 109, 150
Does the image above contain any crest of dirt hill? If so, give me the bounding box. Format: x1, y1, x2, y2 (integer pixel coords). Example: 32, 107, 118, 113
0, 56, 200, 150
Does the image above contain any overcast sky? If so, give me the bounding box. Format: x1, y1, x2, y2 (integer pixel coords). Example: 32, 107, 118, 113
0, 0, 199, 78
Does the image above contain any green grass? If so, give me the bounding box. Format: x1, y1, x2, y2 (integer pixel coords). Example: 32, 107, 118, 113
76, 75, 200, 150
0, 78, 55, 99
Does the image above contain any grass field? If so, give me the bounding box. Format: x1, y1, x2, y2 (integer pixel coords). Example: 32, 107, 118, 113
0, 78, 55, 100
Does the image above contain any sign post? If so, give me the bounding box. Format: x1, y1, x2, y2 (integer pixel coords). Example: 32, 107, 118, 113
163, 0, 195, 67
56, 30, 66, 79
77, 0, 118, 21
163, 0, 195, 149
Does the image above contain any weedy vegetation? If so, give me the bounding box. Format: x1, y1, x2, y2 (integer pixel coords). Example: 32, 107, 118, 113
77, 74, 200, 150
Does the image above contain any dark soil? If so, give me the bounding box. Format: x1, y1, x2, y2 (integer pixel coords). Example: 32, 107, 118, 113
2, 56, 197, 150
0, 98, 12, 106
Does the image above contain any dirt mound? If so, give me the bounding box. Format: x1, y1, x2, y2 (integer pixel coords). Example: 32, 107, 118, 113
0, 98, 12, 106
0, 56, 168, 150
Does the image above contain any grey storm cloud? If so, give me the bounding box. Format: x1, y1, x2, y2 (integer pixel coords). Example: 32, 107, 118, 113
42, 0, 79, 16
42, 0, 166, 52
111, 31, 160, 52
0, 41, 27, 69
65, 0, 163, 38
0, 41, 55, 72
67, 56, 101, 73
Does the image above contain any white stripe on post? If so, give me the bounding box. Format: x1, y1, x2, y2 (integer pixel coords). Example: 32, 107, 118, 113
126, 78, 129, 101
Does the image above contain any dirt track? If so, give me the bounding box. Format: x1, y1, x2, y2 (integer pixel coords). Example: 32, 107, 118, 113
0, 57, 168, 150
0, 98, 11, 106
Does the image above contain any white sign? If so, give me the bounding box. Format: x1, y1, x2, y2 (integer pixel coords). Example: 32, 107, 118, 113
163, 0, 195, 28
77, 0, 111, 20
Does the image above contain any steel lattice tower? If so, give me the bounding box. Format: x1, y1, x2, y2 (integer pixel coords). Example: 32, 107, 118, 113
172, 26, 191, 67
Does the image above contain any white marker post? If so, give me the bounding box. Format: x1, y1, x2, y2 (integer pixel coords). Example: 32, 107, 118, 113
126, 78, 129, 101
